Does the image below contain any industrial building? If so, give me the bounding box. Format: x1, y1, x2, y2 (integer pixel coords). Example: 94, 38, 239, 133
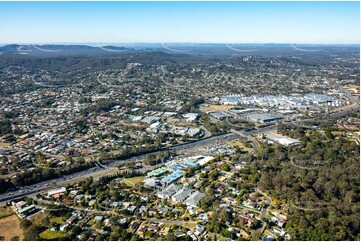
243, 113, 283, 123
265, 134, 301, 146
47, 187, 67, 199
208, 111, 230, 120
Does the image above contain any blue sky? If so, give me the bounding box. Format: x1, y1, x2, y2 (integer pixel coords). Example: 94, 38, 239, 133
0, 1, 359, 44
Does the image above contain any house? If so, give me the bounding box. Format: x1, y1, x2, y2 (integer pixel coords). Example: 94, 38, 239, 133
273, 227, 286, 236
128, 205, 137, 213
199, 213, 209, 222
172, 187, 193, 203
119, 218, 127, 226
129, 221, 139, 232
137, 225, 148, 236
172, 209, 181, 217
194, 224, 206, 236
158, 206, 169, 214
50, 227, 58, 232
217, 184, 226, 193
111, 201, 121, 208
188, 208, 198, 216
103, 218, 111, 227
74, 194, 84, 201
175, 231, 186, 238
64, 199, 74, 207
94, 216, 103, 222
138, 206, 148, 214
187, 231, 198, 241
59, 224, 69, 232
148, 223, 160, 233
185, 191, 205, 207
193, 181, 202, 188
228, 227, 241, 238
148, 208, 158, 216
161, 227, 172, 235
66, 216, 77, 224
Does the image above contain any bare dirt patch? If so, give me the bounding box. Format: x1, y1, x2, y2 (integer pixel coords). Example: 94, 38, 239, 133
0, 215, 24, 240
200, 104, 233, 112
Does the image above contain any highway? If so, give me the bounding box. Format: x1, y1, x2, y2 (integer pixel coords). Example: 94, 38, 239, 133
0, 105, 358, 204
0, 132, 237, 203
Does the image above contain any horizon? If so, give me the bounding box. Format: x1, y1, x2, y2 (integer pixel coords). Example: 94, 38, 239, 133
1, 42, 360, 46
0, 1, 359, 44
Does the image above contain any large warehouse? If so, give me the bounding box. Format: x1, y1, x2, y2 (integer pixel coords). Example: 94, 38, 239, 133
243, 113, 283, 123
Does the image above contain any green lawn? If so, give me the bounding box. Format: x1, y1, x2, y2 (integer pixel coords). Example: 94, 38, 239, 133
123, 176, 144, 186
39, 230, 67, 240
50, 217, 64, 224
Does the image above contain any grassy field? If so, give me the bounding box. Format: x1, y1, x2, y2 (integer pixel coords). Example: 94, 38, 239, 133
39, 230, 67, 240
200, 104, 233, 112
122, 176, 144, 186
29, 211, 46, 225
0, 206, 12, 218
0, 215, 24, 240
0, 142, 11, 147
50, 216, 65, 224
183, 221, 197, 230
229, 140, 253, 152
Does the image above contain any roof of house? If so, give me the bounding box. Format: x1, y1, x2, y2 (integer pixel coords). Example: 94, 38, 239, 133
185, 191, 205, 207
172, 187, 193, 202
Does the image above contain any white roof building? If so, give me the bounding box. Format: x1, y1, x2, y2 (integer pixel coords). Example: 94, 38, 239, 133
47, 187, 67, 197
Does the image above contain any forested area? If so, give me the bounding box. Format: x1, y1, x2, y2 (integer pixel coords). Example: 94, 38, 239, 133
255, 126, 360, 240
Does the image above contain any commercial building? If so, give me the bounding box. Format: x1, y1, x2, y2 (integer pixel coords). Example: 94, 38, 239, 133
147, 167, 173, 177
183, 113, 200, 122
161, 170, 184, 184
157, 184, 181, 199
172, 187, 193, 202
243, 113, 283, 123
16, 204, 37, 218
208, 111, 230, 120
47, 187, 67, 198
265, 134, 301, 146
185, 191, 205, 207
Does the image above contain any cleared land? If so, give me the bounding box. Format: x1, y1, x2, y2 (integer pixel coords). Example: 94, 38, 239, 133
0, 214, 24, 240
50, 216, 65, 224
0, 142, 11, 147
122, 176, 144, 186
229, 140, 253, 152
0, 206, 12, 218
200, 104, 233, 112
29, 211, 46, 224
39, 229, 67, 240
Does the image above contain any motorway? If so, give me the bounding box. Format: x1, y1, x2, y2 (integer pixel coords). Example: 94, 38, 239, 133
0, 133, 238, 203
0, 105, 358, 203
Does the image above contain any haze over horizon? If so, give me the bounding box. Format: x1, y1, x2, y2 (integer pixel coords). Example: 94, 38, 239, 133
0, 1, 359, 44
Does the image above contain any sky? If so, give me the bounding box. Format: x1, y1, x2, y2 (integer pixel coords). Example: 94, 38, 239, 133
0, 1, 359, 44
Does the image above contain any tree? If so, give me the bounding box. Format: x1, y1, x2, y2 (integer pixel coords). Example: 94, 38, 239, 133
23, 225, 41, 241
20, 219, 32, 229
221, 162, 231, 172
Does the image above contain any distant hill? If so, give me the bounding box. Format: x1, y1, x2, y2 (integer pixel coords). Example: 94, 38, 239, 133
0, 43, 358, 58
0, 44, 130, 56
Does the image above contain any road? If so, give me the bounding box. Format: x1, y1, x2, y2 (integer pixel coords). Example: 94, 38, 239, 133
145, 218, 183, 226
231, 129, 260, 155
0, 133, 237, 203
0, 105, 358, 204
